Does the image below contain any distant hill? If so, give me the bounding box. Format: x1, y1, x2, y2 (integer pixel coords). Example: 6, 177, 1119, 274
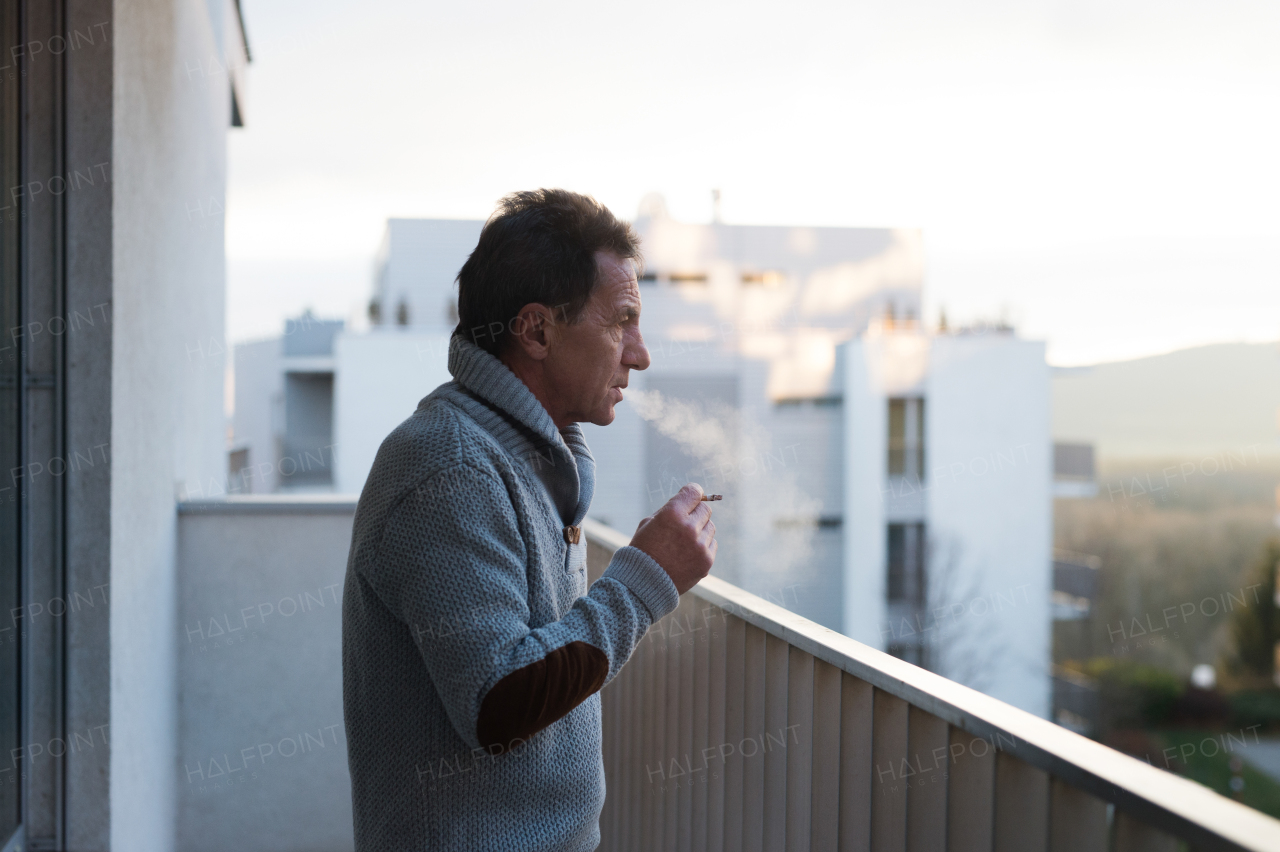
1052, 342, 1280, 460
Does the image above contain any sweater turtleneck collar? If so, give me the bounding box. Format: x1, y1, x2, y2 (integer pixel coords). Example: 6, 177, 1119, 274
445, 333, 596, 526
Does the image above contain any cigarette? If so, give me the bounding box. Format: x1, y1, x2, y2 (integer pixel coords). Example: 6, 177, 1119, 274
700, 495, 723, 501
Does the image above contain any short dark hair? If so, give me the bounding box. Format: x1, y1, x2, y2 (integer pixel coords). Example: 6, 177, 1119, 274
455, 189, 641, 355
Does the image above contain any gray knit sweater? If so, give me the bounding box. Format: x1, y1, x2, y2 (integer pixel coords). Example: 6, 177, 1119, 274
342, 335, 679, 851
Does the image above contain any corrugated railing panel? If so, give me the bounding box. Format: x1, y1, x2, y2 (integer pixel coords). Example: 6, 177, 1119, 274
872, 690, 909, 852
743, 623, 768, 852
706, 605, 728, 852
1048, 778, 1109, 852
620, 652, 635, 850
723, 613, 747, 852
632, 634, 649, 852
786, 646, 815, 851
618, 652, 631, 850
676, 597, 696, 852
692, 600, 713, 851
631, 646, 644, 852
994, 752, 1049, 852
946, 725, 995, 852
584, 520, 1280, 852
810, 658, 842, 851
640, 618, 658, 852
600, 665, 618, 850
765, 633, 791, 850
906, 707, 949, 852
612, 641, 629, 852
648, 609, 666, 849
612, 640, 627, 852
663, 602, 682, 851
839, 674, 874, 852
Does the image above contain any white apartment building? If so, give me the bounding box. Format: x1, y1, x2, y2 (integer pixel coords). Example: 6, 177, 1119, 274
230, 199, 1052, 716
843, 328, 1052, 715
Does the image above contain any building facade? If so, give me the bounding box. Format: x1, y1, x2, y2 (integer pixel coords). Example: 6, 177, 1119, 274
843, 328, 1052, 715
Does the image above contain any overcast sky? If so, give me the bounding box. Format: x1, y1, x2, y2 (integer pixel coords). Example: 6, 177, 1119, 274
227, 0, 1280, 365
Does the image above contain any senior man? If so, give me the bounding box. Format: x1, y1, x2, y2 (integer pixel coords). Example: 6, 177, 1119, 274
342, 188, 717, 850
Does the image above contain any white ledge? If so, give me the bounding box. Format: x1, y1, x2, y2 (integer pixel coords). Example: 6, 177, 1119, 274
179, 494, 359, 515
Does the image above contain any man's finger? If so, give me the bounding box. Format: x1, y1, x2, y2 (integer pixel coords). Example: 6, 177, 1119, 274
669, 483, 705, 513
698, 520, 716, 545
691, 502, 712, 528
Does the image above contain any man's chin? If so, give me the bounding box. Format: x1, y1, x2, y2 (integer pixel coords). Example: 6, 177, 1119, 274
587, 404, 617, 427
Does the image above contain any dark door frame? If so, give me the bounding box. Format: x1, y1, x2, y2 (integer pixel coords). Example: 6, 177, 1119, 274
2, 3, 114, 849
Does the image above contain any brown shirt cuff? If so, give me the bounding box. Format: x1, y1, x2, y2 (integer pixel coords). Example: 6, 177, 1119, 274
476, 640, 609, 752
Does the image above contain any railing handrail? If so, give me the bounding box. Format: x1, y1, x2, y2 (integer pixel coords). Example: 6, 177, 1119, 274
583, 518, 1280, 852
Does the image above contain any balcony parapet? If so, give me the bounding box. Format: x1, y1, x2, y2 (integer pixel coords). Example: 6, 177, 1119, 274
583, 518, 1280, 852
179, 494, 358, 514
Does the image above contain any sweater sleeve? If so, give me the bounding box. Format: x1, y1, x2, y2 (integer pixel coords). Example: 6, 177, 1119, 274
361, 462, 679, 753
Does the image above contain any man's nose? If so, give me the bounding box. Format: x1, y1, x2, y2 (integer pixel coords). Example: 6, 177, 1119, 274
624, 330, 650, 372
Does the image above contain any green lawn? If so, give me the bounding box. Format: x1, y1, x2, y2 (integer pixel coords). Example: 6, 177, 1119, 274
1153, 729, 1280, 819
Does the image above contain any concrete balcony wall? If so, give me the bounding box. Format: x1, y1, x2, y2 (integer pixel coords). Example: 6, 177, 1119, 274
170, 504, 1280, 852
176, 497, 357, 852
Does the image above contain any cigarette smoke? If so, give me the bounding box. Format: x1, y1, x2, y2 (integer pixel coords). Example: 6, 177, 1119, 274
626, 389, 823, 593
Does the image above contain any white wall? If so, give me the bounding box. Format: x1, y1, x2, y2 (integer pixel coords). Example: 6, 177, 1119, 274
333, 330, 453, 494
111, 0, 242, 847
842, 339, 889, 647
374, 218, 483, 331
842, 332, 1051, 715
177, 499, 356, 852
231, 338, 283, 493
633, 212, 924, 340
751, 355, 845, 632
926, 335, 1052, 717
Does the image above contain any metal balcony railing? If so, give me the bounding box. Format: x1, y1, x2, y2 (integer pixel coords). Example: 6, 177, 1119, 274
583, 519, 1280, 852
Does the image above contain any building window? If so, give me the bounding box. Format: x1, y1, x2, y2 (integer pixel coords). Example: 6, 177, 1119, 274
741, 270, 785, 286
228, 448, 249, 490
774, 396, 843, 409
282, 372, 335, 489
773, 515, 844, 530
669, 272, 709, 284
887, 397, 924, 478
886, 522, 926, 605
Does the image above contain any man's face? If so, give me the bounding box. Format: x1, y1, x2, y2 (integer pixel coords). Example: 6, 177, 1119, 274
544, 251, 650, 426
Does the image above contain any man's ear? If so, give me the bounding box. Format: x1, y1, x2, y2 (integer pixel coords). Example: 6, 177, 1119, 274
507, 303, 558, 361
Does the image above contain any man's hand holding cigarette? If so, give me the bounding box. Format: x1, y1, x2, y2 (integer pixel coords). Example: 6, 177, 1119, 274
629, 483, 718, 594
